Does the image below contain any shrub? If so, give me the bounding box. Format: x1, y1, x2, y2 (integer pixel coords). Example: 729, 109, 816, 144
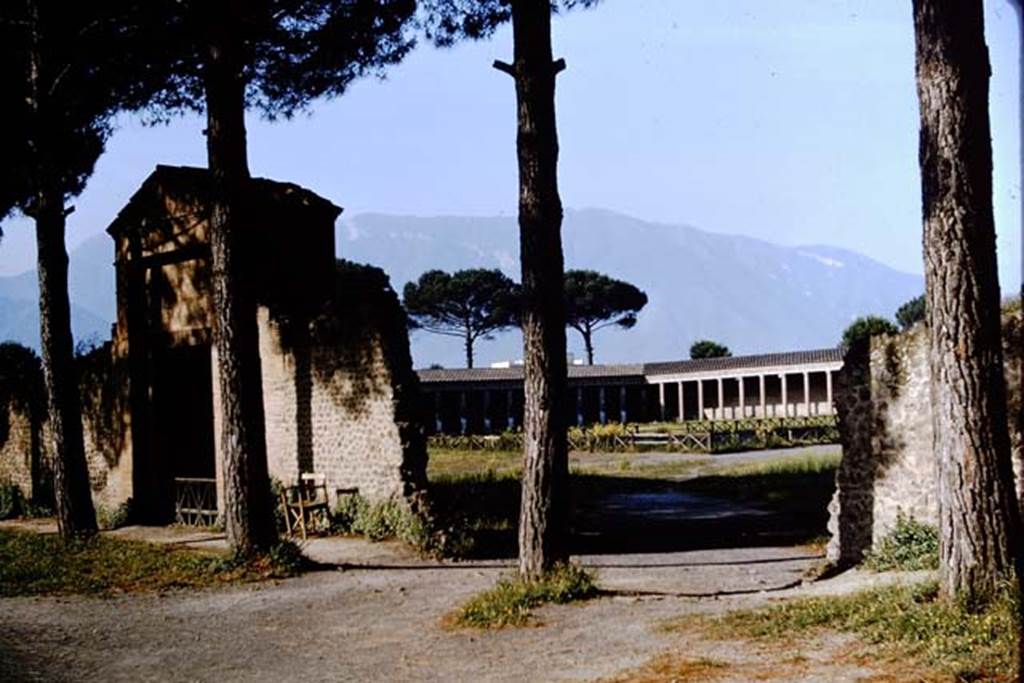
864, 512, 939, 571
0, 484, 24, 520
95, 499, 133, 531
453, 564, 599, 628
331, 495, 431, 549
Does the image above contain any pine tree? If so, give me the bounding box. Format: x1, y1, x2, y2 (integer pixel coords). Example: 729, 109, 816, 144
136, 0, 416, 556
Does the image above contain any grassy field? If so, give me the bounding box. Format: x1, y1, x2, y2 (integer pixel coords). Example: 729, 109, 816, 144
0, 528, 304, 596
427, 446, 840, 558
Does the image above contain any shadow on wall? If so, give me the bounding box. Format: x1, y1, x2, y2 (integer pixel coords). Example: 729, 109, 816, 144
830, 335, 906, 567
270, 259, 428, 493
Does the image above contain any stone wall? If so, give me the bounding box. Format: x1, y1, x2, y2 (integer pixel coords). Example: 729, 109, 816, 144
223, 261, 427, 512
0, 405, 40, 500
0, 346, 133, 513
827, 304, 1023, 565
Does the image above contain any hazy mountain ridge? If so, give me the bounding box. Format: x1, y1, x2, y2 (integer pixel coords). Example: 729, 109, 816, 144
340, 209, 923, 367
0, 208, 923, 367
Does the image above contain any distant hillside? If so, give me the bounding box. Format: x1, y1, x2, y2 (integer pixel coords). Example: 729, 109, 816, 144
0, 234, 114, 350
339, 209, 923, 367
0, 208, 923, 367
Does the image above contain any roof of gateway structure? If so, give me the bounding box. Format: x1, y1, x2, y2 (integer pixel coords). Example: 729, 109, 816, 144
416, 347, 843, 385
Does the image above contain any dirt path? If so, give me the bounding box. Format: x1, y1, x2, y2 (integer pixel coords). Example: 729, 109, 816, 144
0, 530, 928, 683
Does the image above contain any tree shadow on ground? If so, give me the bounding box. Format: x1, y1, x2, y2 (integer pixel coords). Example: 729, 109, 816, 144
429, 466, 837, 560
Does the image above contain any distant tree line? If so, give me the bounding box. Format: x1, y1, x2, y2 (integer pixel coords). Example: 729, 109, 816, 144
403, 268, 647, 367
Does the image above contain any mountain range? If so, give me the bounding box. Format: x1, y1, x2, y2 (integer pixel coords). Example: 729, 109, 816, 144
0, 208, 923, 367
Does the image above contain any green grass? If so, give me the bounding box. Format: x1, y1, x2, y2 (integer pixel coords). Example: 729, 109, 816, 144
427, 448, 521, 479
0, 528, 305, 596
451, 564, 599, 628
426, 447, 840, 558
697, 581, 1016, 682
676, 451, 840, 507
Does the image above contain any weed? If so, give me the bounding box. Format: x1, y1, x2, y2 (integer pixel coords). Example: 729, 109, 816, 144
864, 512, 939, 572
452, 564, 598, 628
95, 499, 133, 531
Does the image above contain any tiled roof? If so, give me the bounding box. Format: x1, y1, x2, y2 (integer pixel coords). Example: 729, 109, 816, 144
416, 348, 842, 385
107, 165, 341, 236
417, 363, 645, 385
643, 348, 843, 376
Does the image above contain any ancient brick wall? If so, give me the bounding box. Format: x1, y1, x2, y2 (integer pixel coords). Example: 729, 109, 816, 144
827, 304, 1023, 565
249, 262, 427, 509
0, 406, 39, 499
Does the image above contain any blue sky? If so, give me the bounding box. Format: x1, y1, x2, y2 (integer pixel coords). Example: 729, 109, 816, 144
1, 0, 1021, 292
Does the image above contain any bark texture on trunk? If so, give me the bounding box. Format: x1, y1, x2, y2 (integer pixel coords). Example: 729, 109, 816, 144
204, 3, 277, 556
27, 0, 97, 538
35, 191, 98, 538
465, 333, 474, 369
912, 0, 1022, 606
583, 325, 594, 365
501, 0, 570, 579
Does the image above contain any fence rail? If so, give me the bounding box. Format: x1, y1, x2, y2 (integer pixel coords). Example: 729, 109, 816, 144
428, 415, 839, 455
174, 477, 219, 527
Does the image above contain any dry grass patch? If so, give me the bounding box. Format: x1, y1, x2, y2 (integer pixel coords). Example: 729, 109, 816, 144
447, 564, 598, 629
0, 528, 307, 596
694, 581, 1016, 682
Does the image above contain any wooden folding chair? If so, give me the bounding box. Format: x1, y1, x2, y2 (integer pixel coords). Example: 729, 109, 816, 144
280, 473, 330, 539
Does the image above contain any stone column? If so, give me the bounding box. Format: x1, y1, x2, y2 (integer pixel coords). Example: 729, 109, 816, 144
716, 377, 724, 420
826, 370, 834, 415
483, 390, 492, 433
658, 382, 666, 421
738, 377, 745, 418
459, 391, 468, 434
780, 374, 788, 418
619, 385, 628, 424
697, 380, 705, 421
434, 391, 442, 434
576, 386, 584, 426
758, 374, 766, 418
506, 389, 515, 430
803, 371, 810, 417
599, 386, 607, 425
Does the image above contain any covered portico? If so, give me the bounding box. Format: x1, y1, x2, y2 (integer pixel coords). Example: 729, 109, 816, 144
645, 349, 843, 422
417, 348, 844, 434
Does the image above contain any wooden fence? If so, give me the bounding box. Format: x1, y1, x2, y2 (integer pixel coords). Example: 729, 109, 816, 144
427, 415, 840, 455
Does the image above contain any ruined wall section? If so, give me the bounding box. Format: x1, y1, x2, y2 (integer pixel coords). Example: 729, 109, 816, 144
0, 344, 132, 513
828, 304, 1023, 565
0, 406, 39, 500
258, 260, 427, 508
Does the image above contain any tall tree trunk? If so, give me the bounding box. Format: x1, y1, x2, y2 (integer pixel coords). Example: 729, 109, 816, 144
912, 0, 1023, 606
204, 2, 277, 557
27, 0, 96, 539
465, 333, 474, 369
1007, 3, 1024, 676
584, 325, 594, 365
497, 0, 570, 579
34, 192, 98, 538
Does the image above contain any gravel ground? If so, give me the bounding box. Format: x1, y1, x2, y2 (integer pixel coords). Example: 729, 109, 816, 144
1, 444, 915, 682
0, 531, 927, 682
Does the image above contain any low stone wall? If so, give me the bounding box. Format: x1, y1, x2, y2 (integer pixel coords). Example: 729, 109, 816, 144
827, 304, 1023, 565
